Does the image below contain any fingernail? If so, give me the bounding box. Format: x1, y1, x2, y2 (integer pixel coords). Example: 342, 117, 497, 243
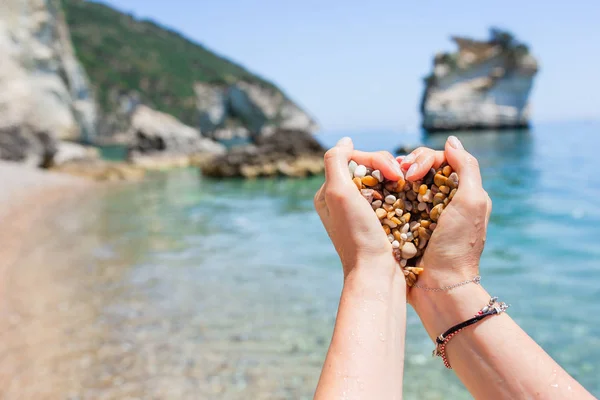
447, 136, 464, 150
337, 137, 352, 146
406, 163, 418, 178
403, 153, 416, 164
390, 160, 403, 177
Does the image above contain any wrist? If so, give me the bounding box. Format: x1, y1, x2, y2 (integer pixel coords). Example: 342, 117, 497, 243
411, 283, 489, 341
344, 256, 407, 298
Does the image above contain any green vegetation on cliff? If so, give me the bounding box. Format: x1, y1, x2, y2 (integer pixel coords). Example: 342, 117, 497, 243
62, 0, 280, 126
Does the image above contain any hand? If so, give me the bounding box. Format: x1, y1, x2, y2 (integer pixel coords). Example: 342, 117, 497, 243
398, 136, 492, 293
314, 137, 405, 279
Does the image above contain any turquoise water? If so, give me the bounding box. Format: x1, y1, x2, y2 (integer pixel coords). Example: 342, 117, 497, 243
20, 122, 599, 398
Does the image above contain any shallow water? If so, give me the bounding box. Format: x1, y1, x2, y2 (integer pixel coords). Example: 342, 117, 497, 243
2, 121, 599, 399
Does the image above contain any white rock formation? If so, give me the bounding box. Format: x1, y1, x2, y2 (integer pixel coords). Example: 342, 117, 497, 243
196, 81, 318, 138
421, 30, 538, 131
128, 105, 225, 156
52, 141, 99, 166
195, 83, 228, 134
0, 0, 97, 165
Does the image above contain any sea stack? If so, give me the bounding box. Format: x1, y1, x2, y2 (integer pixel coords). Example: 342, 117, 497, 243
420, 28, 538, 132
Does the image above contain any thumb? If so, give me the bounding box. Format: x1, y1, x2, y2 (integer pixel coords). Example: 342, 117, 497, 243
444, 136, 482, 192
324, 137, 354, 189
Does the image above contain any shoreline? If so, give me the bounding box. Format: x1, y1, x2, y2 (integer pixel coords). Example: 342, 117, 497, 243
0, 162, 92, 295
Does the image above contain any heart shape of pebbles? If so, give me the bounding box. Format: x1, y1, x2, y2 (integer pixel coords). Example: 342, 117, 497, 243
349, 161, 459, 286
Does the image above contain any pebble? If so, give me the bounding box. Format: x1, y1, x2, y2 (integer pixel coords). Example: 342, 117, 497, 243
372, 170, 383, 182
449, 188, 457, 200
361, 189, 374, 203
354, 164, 367, 178
348, 160, 459, 286
385, 194, 396, 204
430, 203, 444, 221
442, 165, 452, 177
434, 173, 447, 188
361, 176, 379, 186
383, 218, 397, 228
418, 227, 431, 241
401, 242, 418, 259
401, 223, 410, 234
433, 193, 446, 206
448, 172, 459, 189
422, 189, 433, 203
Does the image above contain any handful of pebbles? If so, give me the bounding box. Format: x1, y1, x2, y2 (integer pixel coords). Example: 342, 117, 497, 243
348, 160, 459, 286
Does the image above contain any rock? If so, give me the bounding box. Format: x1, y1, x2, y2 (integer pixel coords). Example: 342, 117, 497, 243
228, 81, 318, 136
353, 165, 367, 178
51, 160, 145, 182
401, 242, 418, 259
0, 126, 56, 167
127, 105, 225, 167
199, 129, 325, 178
0, 0, 97, 158
195, 83, 228, 134
421, 28, 538, 132
52, 141, 100, 166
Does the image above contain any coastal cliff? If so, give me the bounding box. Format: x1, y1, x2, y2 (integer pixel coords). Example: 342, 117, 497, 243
62, 0, 318, 141
0, 0, 319, 176
0, 0, 97, 166
421, 29, 538, 132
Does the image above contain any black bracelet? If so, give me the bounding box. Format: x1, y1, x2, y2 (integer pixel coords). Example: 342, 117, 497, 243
433, 297, 510, 368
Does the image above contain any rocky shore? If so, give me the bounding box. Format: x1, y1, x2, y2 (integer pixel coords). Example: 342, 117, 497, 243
0, 0, 322, 181
421, 29, 538, 132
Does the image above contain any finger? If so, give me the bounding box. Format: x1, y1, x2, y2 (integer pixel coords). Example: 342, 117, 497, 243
444, 136, 482, 191
313, 183, 326, 211
405, 149, 446, 181
350, 150, 403, 180
400, 147, 425, 170
324, 137, 355, 189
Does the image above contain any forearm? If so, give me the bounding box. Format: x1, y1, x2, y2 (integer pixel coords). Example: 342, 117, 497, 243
315, 263, 407, 400
412, 285, 594, 399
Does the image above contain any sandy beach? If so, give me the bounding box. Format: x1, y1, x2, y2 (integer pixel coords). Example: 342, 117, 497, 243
0, 162, 93, 398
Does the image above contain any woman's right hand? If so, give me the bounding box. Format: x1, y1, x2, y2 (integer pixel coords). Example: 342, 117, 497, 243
399, 136, 492, 294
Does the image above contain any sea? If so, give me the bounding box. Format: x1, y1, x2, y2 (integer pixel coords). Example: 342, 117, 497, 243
7, 121, 600, 399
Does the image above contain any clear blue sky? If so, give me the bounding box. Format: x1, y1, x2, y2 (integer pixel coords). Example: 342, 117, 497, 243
102, 0, 600, 132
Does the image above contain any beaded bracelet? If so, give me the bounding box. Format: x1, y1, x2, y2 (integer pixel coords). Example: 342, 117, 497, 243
433, 297, 510, 369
